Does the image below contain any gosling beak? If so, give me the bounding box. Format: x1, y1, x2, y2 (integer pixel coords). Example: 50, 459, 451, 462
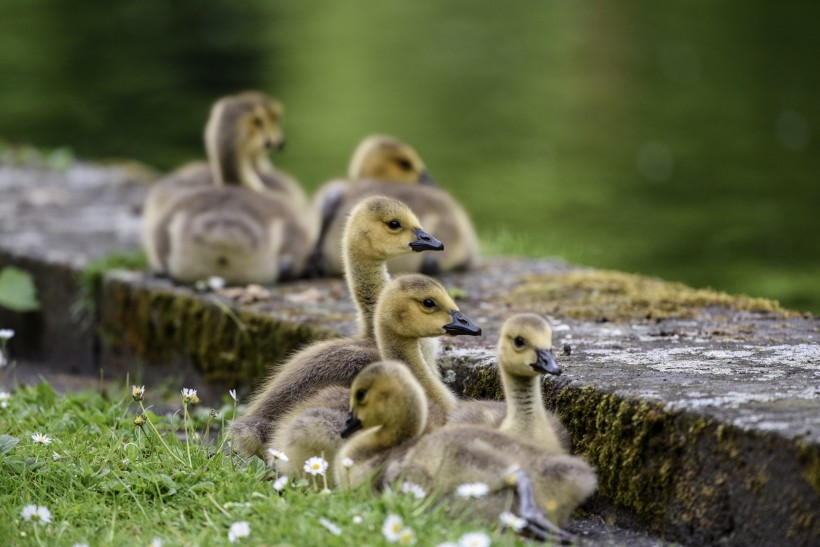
418, 171, 437, 186
443, 310, 482, 337
532, 348, 561, 376
409, 228, 444, 252
275, 137, 286, 151
340, 412, 363, 438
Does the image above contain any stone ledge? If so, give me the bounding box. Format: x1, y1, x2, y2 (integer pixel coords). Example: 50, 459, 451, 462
1, 162, 819, 546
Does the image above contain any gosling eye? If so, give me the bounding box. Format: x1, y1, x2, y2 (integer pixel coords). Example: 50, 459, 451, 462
387, 219, 401, 230
422, 298, 436, 309
514, 336, 525, 348
355, 389, 366, 403
253, 116, 264, 128
396, 158, 413, 171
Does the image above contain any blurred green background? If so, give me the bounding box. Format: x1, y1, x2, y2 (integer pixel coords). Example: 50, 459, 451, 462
1, 1, 818, 312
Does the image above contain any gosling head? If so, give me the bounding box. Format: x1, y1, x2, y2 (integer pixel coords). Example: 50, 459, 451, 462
343, 196, 443, 261
376, 274, 482, 339
205, 91, 286, 156
498, 314, 561, 378
341, 360, 427, 439
348, 134, 436, 185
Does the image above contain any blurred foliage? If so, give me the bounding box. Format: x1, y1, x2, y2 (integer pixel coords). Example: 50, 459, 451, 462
0, 0, 818, 312
0, 267, 40, 313
75, 251, 148, 319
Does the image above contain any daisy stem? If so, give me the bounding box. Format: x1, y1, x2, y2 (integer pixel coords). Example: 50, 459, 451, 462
33, 524, 45, 547
183, 402, 193, 468
139, 401, 186, 466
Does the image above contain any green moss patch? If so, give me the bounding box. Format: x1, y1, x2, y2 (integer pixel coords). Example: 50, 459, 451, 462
510, 270, 790, 321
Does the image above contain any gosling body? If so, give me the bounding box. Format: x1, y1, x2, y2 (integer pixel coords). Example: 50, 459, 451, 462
152, 185, 311, 284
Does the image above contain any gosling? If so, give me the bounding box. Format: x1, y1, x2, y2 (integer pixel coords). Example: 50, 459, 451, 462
143, 91, 306, 271
448, 314, 570, 453
311, 134, 479, 276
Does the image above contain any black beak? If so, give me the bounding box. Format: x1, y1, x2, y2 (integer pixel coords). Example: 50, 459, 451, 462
409, 228, 444, 252
340, 412, 363, 438
532, 348, 561, 376
443, 310, 482, 337
418, 171, 437, 186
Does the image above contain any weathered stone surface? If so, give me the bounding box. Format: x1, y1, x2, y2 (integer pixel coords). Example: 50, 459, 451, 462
1, 162, 818, 546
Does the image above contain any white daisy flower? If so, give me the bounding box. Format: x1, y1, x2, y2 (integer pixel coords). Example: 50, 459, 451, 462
131, 385, 145, 402
382, 514, 404, 542
319, 517, 341, 536
499, 511, 526, 532
0, 329, 14, 340
228, 521, 250, 543
31, 433, 52, 445
455, 482, 489, 499
400, 481, 426, 500
148, 538, 164, 547
436, 543, 459, 547
352, 515, 363, 524
398, 528, 416, 545
267, 448, 289, 462
72, 543, 90, 547
180, 388, 199, 405
458, 532, 492, 547
21, 504, 51, 524
0, 391, 10, 408
303, 456, 328, 476
341, 457, 354, 468
458, 532, 491, 547
273, 475, 289, 492
229, 389, 237, 402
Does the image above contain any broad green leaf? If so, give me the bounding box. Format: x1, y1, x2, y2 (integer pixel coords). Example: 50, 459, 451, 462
0, 267, 40, 312
0, 435, 19, 456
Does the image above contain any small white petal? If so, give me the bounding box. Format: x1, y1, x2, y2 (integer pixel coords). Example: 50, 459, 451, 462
303, 456, 329, 476
319, 517, 341, 536
458, 532, 491, 547
0, 329, 15, 340
455, 482, 489, 499
499, 511, 526, 532
267, 448, 289, 462
31, 433, 52, 445
341, 457, 354, 468
382, 514, 404, 542
229, 389, 237, 402
228, 521, 250, 543
273, 475, 289, 492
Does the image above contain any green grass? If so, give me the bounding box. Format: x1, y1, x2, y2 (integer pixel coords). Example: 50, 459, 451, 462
0, 380, 528, 546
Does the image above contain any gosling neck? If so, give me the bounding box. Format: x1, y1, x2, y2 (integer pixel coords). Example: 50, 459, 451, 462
344, 246, 390, 339
208, 131, 266, 191
500, 371, 556, 445
375, 330, 458, 414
